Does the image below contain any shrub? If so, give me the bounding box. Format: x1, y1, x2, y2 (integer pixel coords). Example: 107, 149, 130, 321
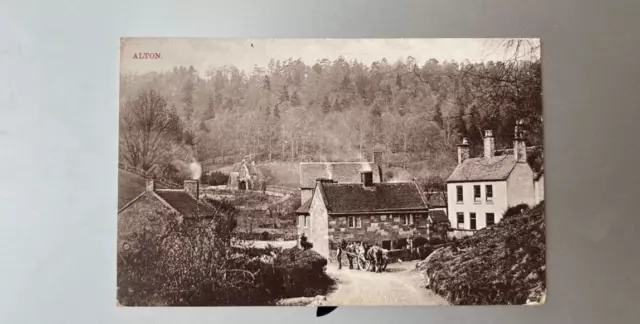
503, 203, 530, 219
260, 231, 270, 240
412, 236, 429, 248
203, 171, 229, 186
420, 202, 546, 305
300, 233, 313, 250
118, 204, 332, 306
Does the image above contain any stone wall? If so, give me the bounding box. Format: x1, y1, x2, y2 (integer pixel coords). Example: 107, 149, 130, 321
328, 213, 429, 247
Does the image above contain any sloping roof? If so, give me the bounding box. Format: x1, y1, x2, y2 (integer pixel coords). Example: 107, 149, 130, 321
295, 198, 312, 215
428, 210, 449, 223
425, 194, 446, 208
299, 162, 381, 188
230, 162, 243, 173
446, 155, 517, 183
154, 189, 217, 218
318, 182, 428, 214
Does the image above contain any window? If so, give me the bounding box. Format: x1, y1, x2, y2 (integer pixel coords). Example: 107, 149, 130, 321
348, 216, 362, 228
298, 215, 304, 228
470, 213, 477, 230
456, 212, 464, 229
486, 185, 493, 202
403, 214, 414, 225
456, 186, 463, 203
486, 213, 495, 226
382, 240, 392, 250
304, 215, 309, 228
474, 185, 481, 202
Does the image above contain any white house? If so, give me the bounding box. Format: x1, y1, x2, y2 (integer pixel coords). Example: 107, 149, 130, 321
535, 168, 544, 204
446, 123, 537, 232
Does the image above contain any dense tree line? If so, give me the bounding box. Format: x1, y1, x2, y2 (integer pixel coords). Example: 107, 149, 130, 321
119, 40, 541, 179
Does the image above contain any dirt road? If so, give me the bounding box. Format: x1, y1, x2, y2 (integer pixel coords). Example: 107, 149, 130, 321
322, 260, 449, 306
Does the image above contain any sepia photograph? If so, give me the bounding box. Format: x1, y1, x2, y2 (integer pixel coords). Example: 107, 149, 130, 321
117, 38, 544, 307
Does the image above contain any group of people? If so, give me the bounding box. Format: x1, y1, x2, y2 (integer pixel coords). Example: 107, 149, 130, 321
335, 239, 388, 273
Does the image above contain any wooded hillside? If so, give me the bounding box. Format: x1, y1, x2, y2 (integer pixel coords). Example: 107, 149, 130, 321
119, 40, 542, 181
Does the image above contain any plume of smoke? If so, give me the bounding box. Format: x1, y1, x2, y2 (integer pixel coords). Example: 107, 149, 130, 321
189, 161, 202, 180
386, 168, 413, 183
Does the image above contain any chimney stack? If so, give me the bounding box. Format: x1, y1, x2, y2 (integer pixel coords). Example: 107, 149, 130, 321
513, 120, 527, 163
457, 138, 470, 165
373, 144, 384, 166
373, 144, 384, 183
484, 130, 495, 159
146, 179, 155, 192
184, 180, 200, 199
316, 178, 336, 187
361, 170, 374, 187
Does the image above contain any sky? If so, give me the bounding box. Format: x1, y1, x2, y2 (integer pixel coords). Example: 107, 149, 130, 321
120, 38, 540, 76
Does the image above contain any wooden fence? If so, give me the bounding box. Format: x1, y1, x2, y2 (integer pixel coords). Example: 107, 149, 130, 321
265, 185, 298, 195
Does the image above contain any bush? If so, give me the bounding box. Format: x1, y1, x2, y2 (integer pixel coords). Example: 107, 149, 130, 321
300, 234, 313, 250
202, 171, 229, 186
412, 236, 428, 248
260, 231, 270, 240
503, 203, 530, 219
420, 202, 546, 305
118, 207, 331, 306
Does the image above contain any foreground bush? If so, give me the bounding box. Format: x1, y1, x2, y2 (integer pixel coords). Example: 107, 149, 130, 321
418, 202, 546, 305
117, 216, 332, 306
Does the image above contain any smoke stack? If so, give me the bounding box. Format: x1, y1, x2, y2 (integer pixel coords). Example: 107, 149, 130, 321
373, 144, 384, 166
457, 138, 470, 165
484, 130, 495, 159
146, 179, 155, 192
373, 144, 384, 182
184, 180, 200, 199
514, 120, 527, 163
361, 171, 374, 187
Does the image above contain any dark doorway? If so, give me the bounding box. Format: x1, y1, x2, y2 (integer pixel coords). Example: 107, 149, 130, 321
239, 181, 247, 190
382, 240, 391, 250
397, 238, 408, 249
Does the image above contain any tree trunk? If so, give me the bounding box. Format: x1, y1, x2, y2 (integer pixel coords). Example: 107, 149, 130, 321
291, 134, 295, 162
268, 125, 272, 162
359, 125, 363, 160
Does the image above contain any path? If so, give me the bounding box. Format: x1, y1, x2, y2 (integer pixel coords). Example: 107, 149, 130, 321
322, 260, 449, 306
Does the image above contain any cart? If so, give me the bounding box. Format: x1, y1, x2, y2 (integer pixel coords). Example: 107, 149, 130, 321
344, 250, 371, 271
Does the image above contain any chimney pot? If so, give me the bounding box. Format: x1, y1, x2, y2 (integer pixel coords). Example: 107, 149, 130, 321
484, 129, 495, 159
457, 138, 470, 165
513, 121, 527, 163
184, 180, 200, 199
146, 179, 155, 192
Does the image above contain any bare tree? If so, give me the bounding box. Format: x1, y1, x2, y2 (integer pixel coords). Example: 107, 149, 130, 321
119, 89, 182, 171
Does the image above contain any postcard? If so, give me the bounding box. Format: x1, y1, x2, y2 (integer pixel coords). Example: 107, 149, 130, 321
117, 38, 544, 306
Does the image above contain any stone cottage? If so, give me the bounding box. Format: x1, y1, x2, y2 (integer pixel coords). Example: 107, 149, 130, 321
117, 179, 216, 252
227, 158, 261, 191
295, 169, 432, 259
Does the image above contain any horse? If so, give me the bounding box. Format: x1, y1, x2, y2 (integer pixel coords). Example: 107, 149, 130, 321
366, 245, 388, 273
337, 241, 360, 269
